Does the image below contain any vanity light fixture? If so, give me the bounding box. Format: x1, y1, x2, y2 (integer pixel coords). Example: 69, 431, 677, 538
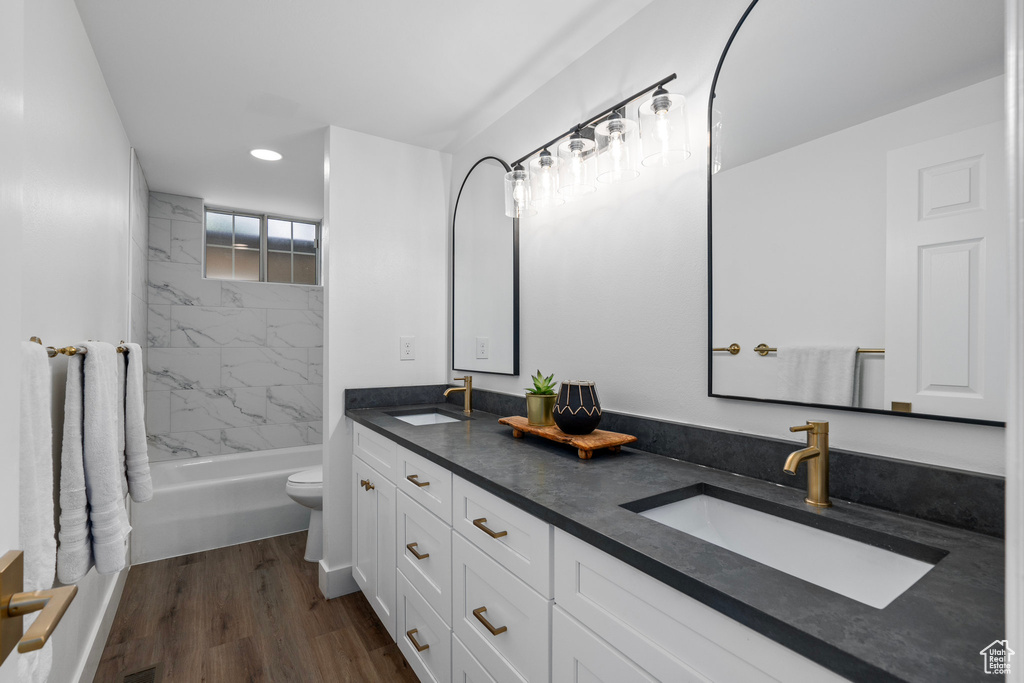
250, 148, 283, 161
529, 149, 563, 207
639, 86, 690, 166
558, 126, 597, 197
502, 73, 687, 215
503, 163, 535, 218
595, 111, 640, 183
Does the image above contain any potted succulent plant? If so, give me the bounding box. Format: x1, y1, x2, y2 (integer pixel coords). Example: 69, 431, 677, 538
526, 370, 558, 426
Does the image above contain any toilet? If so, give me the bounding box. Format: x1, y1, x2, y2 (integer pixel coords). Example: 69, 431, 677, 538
285, 466, 323, 562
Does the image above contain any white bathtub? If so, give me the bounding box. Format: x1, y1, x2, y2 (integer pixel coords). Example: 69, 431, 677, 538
130, 446, 321, 564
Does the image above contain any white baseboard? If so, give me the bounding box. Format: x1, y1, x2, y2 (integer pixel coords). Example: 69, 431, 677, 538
75, 565, 130, 683
318, 560, 358, 599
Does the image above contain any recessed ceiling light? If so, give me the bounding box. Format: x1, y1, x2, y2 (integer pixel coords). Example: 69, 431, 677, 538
250, 149, 282, 161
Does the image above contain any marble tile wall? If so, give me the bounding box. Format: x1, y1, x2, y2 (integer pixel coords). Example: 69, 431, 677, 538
146, 192, 324, 461
129, 150, 149, 364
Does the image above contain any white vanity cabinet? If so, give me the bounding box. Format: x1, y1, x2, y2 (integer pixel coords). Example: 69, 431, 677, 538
352, 451, 397, 640
351, 425, 849, 683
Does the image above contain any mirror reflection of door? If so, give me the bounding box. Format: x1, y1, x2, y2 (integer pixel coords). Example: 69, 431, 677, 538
453, 157, 520, 376
709, 0, 1006, 424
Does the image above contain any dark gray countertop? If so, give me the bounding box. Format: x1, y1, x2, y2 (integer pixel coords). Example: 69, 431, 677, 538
346, 403, 1004, 683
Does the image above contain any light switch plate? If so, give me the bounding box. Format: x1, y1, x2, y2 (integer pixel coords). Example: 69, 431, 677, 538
400, 336, 415, 360
476, 337, 489, 359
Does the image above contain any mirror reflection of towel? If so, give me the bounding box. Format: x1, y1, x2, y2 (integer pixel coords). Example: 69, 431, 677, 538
777, 346, 859, 406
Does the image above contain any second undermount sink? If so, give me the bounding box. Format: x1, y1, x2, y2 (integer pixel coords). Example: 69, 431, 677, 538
624, 484, 946, 609
387, 408, 465, 426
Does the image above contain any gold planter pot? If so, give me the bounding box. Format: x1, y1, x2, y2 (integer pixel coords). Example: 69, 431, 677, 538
526, 394, 556, 426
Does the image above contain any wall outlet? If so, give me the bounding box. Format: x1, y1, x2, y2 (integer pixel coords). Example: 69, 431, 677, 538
476, 337, 489, 359
400, 336, 415, 360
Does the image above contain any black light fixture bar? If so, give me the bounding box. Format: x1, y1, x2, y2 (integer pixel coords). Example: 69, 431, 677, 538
511, 73, 677, 168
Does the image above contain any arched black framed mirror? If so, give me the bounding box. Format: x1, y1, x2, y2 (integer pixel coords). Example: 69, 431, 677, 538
452, 156, 520, 376
708, 0, 1006, 426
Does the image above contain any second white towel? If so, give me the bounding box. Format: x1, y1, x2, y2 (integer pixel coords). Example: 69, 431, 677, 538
777, 346, 859, 407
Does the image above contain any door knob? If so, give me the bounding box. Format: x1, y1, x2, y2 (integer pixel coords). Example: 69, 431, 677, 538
1, 550, 78, 665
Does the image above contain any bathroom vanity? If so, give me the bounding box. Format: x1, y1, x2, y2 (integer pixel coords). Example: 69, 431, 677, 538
347, 402, 1003, 683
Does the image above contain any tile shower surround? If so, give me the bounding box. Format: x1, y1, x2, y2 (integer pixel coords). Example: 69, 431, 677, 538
146, 192, 323, 460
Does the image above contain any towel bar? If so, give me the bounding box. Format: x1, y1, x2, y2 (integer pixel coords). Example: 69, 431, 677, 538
753, 344, 885, 357
30, 337, 128, 356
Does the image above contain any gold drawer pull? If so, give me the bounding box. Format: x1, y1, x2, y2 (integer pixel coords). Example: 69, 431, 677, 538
472, 606, 507, 636
406, 474, 430, 487
406, 543, 429, 560
359, 479, 375, 491
406, 628, 429, 652
472, 518, 507, 539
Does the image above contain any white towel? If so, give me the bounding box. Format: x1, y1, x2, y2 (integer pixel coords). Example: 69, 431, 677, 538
81, 342, 131, 574
123, 343, 153, 502
115, 350, 128, 498
57, 353, 91, 583
777, 346, 859, 406
19, 342, 56, 683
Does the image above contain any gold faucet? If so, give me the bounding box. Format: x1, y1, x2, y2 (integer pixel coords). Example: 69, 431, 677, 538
783, 421, 831, 508
444, 376, 472, 415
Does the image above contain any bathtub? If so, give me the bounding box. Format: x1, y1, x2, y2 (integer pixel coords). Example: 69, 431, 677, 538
130, 446, 321, 564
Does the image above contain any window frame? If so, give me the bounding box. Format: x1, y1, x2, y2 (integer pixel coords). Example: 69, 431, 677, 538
203, 207, 322, 286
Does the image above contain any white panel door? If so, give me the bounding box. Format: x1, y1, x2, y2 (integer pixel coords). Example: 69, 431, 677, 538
885, 121, 1007, 420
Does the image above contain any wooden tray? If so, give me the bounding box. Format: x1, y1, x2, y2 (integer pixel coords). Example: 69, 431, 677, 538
498, 416, 637, 460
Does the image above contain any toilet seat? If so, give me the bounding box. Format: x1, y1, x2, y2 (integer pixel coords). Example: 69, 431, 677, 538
288, 466, 322, 486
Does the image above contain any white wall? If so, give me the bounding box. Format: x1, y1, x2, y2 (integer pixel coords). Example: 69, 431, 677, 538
15, 1, 134, 681
321, 126, 451, 597
448, 0, 1006, 476
0, 0, 25, 678
712, 77, 1004, 410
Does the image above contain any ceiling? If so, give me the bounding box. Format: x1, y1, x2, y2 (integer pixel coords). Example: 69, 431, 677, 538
74, 0, 654, 218
713, 0, 1005, 171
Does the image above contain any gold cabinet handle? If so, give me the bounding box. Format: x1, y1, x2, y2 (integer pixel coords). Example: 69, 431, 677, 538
1, 551, 78, 663
406, 543, 429, 560
406, 628, 430, 652
713, 343, 741, 355
472, 606, 507, 636
359, 479, 375, 491
472, 518, 507, 539
406, 474, 430, 488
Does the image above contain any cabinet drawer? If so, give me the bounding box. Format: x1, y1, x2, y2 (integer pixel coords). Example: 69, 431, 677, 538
397, 446, 452, 523
354, 423, 397, 482
453, 476, 552, 597
453, 532, 550, 683
397, 571, 451, 683
452, 634, 498, 683
552, 606, 660, 683
397, 491, 452, 625
554, 530, 848, 683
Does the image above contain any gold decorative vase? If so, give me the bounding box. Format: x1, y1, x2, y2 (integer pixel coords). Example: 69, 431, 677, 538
526, 394, 556, 426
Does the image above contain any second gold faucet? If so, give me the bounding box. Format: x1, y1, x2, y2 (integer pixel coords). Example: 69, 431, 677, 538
784, 421, 831, 508
444, 376, 472, 415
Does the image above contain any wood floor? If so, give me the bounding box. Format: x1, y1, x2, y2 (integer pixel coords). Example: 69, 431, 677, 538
94, 532, 419, 683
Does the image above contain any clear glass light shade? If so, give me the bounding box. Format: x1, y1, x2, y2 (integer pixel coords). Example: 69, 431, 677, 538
595, 114, 640, 183
504, 166, 535, 218
711, 108, 723, 175
557, 134, 597, 197
529, 151, 563, 207
639, 90, 690, 167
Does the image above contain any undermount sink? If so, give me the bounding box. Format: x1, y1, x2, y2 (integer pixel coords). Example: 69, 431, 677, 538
387, 408, 464, 426
624, 484, 946, 609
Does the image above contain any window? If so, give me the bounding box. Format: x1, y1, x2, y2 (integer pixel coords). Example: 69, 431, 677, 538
204, 209, 320, 285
